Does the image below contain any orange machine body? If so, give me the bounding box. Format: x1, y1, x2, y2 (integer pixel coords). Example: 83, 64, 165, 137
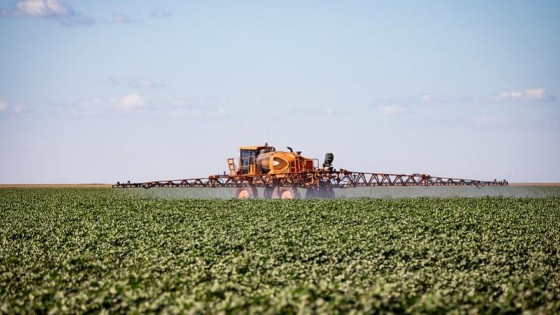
229, 145, 317, 177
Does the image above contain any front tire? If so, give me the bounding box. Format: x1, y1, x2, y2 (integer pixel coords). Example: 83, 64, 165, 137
272, 187, 301, 199
235, 187, 258, 199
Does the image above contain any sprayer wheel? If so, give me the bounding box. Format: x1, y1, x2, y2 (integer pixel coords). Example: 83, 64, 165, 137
305, 187, 335, 199
272, 187, 301, 199
305, 188, 319, 199
323, 188, 335, 199
263, 186, 274, 199
235, 187, 258, 199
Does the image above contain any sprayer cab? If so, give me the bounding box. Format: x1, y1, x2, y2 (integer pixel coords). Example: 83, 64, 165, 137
235, 145, 275, 175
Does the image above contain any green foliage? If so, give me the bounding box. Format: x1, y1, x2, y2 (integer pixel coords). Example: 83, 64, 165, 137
1, 189, 559, 314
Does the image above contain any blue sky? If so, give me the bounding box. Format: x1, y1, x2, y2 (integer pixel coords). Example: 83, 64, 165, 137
1, 0, 559, 183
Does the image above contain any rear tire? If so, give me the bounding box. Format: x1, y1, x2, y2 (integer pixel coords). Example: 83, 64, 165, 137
324, 188, 335, 199
235, 187, 258, 199
305, 187, 335, 199
305, 188, 318, 199
272, 187, 300, 199
263, 186, 274, 199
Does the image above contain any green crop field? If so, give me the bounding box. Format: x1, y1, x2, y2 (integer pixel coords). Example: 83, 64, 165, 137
1, 189, 559, 314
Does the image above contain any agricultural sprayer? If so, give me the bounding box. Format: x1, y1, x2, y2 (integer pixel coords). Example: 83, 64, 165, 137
114, 144, 508, 199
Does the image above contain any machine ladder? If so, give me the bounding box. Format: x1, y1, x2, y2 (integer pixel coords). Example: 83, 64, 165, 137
227, 158, 237, 176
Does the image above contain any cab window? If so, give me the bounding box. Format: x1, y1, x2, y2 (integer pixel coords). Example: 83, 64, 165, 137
240, 149, 256, 174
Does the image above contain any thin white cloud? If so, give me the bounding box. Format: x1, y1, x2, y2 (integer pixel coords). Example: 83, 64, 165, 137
111, 13, 137, 24
324, 106, 340, 115
0, 0, 94, 25
167, 98, 226, 118
59, 95, 227, 119
0, 100, 27, 114
151, 9, 172, 18
172, 98, 195, 107
470, 115, 560, 129
293, 104, 345, 117
491, 88, 555, 103
166, 107, 226, 118
74, 97, 115, 116
16, 0, 67, 17
119, 94, 144, 109
13, 105, 27, 113
377, 106, 406, 116
471, 115, 516, 127
136, 79, 155, 88
373, 94, 476, 106
110, 77, 166, 88
72, 94, 144, 116
420, 94, 435, 102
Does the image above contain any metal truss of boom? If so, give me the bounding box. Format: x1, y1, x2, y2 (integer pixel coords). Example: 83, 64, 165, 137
113, 170, 508, 189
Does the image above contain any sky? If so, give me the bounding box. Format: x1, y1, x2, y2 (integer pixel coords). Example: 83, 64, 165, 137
0, 0, 559, 184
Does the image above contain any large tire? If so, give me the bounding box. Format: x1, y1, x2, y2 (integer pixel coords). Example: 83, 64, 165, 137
272, 187, 301, 199
323, 187, 335, 199
263, 186, 275, 199
305, 188, 319, 199
235, 187, 258, 199
305, 187, 335, 199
